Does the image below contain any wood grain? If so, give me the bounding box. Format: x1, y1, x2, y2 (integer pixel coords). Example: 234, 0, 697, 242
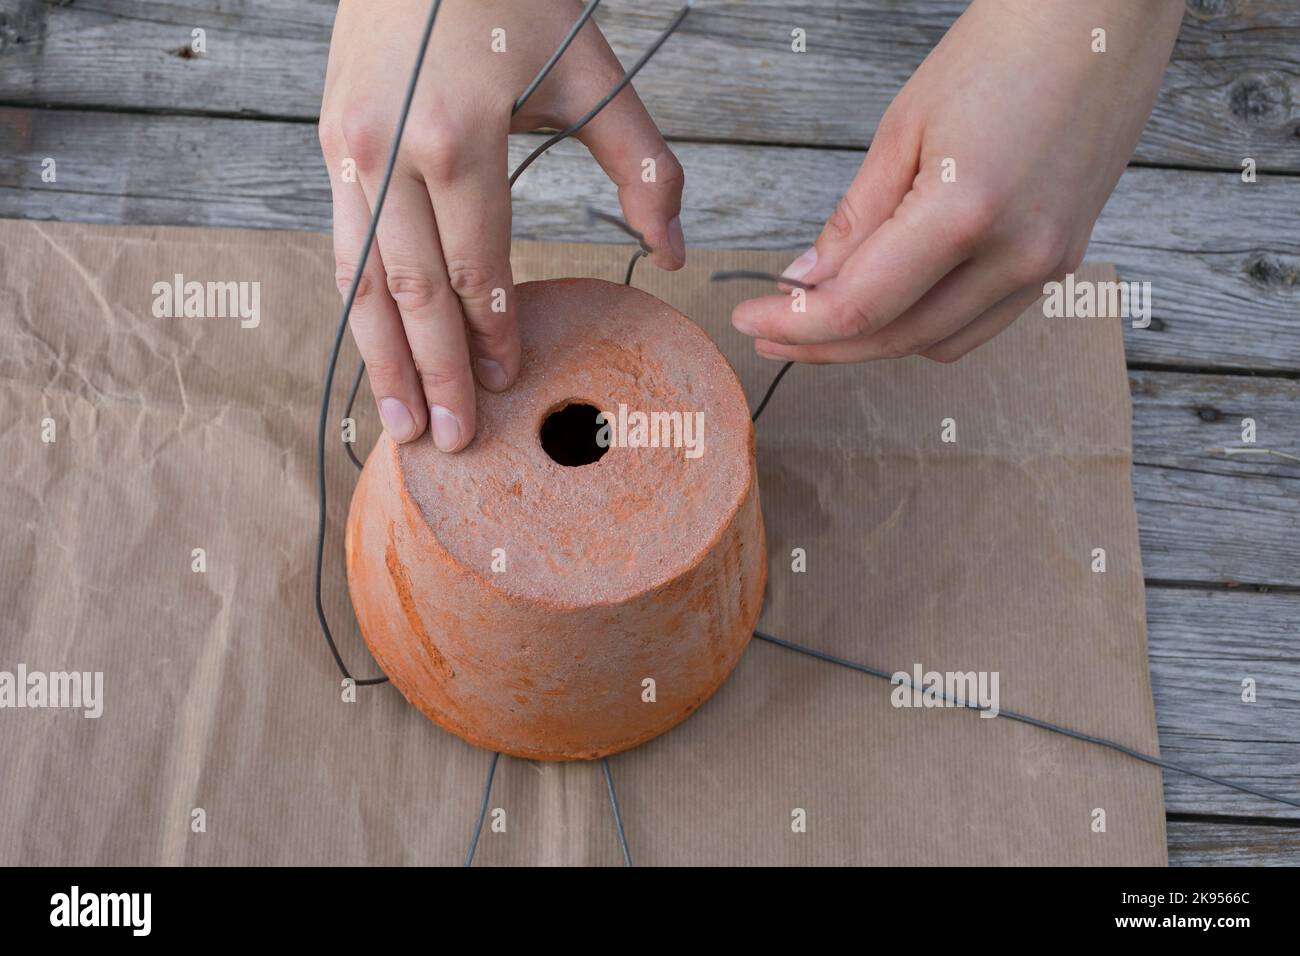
2, 109, 1297, 374
1130, 370, 1300, 588
1147, 587, 1300, 820
1168, 819, 1300, 865
1, 0, 1297, 171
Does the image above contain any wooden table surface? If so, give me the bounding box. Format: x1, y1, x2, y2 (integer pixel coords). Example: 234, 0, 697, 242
1, 0, 1296, 865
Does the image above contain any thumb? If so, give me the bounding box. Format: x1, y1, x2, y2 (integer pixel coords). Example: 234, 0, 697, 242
787, 112, 920, 286
572, 86, 686, 271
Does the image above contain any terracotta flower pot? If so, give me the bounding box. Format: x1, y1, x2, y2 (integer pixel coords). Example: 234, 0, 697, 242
345, 278, 766, 760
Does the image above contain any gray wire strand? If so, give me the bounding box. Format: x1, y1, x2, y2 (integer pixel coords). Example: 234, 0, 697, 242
751, 361, 793, 423
338, 1, 607, 475
344, 359, 366, 471
585, 206, 651, 285
712, 269, 811, 291
318, 0, 694, 703
710, 269, 815, 291
753, 630, 1300, 811
464, 751, 502, 866
624, 249, 647, 285
707, 270, 810, 422
588, 205, 650, 252
512, 0, 603, 115
602, 757, 633, 866
314, 0, 442, 686
509, 1, 695, 187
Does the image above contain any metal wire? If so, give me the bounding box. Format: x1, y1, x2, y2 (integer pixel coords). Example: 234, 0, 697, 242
337, 0, 608, 477
344, 359, 367, 471
509, 1, 695, 187
624, 249, 648, 285
754, 630, 1300, 811
710, 269, 815, 291
751, 361, 793, 423
588, 205, 651, 252
463, 751, 501, 866
513, 0, 603, 115
313, 0, 443, 686
602, 757, 633, 866
706, 271, 812, 422
585, 205, 652, 286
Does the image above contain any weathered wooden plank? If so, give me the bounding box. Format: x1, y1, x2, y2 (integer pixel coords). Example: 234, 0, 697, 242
1167, 819, 1300, 865
1130, 370, 1300, 587
0, 0, 1298, 172
1090, 173, 1300, 376
1146, 587, 1300, 820
1, 109, 1297, 372
1130, 370, 1300, 486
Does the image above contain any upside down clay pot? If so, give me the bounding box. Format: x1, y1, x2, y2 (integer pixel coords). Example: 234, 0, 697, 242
345, 278, 767, 760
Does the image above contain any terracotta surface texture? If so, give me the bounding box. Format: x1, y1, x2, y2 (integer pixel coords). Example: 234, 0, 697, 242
345, 278, 767, 760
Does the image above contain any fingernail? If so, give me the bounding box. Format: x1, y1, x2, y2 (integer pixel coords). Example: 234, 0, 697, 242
379, 398, 416, 442
731, 310, 754, 336
783, 246, 817, 282
667, 216, 686, 264
476, 358, 509, 392
430, 405, 462, 452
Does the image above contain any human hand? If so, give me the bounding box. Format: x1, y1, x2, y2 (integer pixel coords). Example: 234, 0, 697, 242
731, 0, 1183, 364
320, 0, 685, 451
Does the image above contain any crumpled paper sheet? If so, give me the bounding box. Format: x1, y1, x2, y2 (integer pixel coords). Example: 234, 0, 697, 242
0, 218, 1164, 865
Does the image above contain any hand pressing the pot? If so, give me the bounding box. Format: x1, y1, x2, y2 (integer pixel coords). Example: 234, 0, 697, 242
320, 0, 685, 451
730, 0, 1183, 364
